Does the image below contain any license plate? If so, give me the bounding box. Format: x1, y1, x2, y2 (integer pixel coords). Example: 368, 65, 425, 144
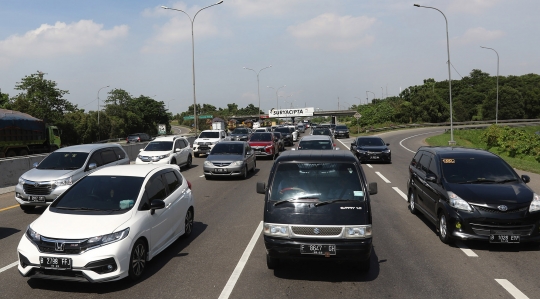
490, 234, 520, 243
214, 168, 227, 173
29, 196, 46, 202
300, 244, 336, 255
199, 146, 209, 150
370, 156, 379, 159
40, 256, 72, 269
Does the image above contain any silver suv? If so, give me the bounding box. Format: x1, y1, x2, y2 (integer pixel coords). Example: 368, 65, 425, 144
15, 144, 130, 212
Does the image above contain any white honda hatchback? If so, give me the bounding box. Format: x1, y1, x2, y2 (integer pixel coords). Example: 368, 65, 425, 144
17, 164, 194, 283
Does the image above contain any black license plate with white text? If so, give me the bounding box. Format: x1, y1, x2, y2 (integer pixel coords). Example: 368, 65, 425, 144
29, 196, 46, 202
490, 234, 520, 243
300, 244, 336, 255
40, 256, 72, 269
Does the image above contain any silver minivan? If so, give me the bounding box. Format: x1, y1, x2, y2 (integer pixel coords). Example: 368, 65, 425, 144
14, 144, 130, 212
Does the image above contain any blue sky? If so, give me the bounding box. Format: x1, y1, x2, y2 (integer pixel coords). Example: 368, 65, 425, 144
1, 0, 538, 115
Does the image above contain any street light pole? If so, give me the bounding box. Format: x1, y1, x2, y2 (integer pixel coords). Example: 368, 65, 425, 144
267, 85, 286, 110
244, 65, 272, 122
167, 99, 174, 111
414, 4, 454, 145
381, 87, 384, 99
354, 96, 363, 106
366, 91, 375, 102
480, 46, 499, 124
162, 1, 223, 137
97, 85, 109, 142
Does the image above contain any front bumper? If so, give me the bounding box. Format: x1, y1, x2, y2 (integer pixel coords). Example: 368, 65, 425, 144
447, 207, 540, 243
17, 233, 132, 283
193, 144, 215, 155
15, 184, 70, 207
251, 146, 274, 157
335, 131, 349, 138
355, 151, 391, 162
203, 164, 244, 176
264, 236, 372, 262
135, 157, 169, 165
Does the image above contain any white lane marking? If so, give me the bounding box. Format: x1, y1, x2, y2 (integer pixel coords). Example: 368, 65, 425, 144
337, 139, 350, 150
375, 172, 391, 183
199, 175, 205, 177
495, 279, 529, 299
0, 261, 18, 274
392, 187, 408, 201
366, 164, 373, 168
399, 130, 444, 153
218, 221, 263, 299
455, 242, 478, 257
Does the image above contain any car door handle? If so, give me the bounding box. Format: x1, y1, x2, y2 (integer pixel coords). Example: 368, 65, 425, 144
166, 203, 171, 208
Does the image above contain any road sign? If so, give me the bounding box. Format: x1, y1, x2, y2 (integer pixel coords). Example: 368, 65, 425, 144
354, 112, 362, 119
158, 124, 167, 135
183, 115, 194, 120
183, 115, 213, 120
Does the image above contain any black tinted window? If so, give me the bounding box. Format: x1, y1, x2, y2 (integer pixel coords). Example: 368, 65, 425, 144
113, 147, 126, 159
147, 176, 167, 201
88, 151, 104, 167
250, 133, 272, 141
211, 143, 244, 155
145, 141, 173, 151
419, 154, 432, 173
199, 131, 219, 138
336, 126, 348, 130
357, 138, 385, 146
37, 152, 89, 170
164, 171, 181, 193
298, 140, 332, 150
442, 157, 518, 183
101, 149, 117, 164
232, 128, 249, 134
411, 151, 423, 168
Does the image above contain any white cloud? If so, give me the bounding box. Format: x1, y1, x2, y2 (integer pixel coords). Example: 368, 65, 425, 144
453, 27, 505, 45
447, 0, 501, 14
227, 0, 311, 17
287, 13, 376, 52
0, 20, 128, 60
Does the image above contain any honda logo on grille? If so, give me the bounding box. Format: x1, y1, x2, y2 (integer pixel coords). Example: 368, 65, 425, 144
313, 228, 320, 235
498, 205, 508, 212
55, 242, 65, 251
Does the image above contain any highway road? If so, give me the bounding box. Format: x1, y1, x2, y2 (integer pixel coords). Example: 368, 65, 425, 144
0, 126, 539, 298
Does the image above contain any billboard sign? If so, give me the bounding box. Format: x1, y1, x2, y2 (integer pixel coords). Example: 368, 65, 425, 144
268, 107, 314, 118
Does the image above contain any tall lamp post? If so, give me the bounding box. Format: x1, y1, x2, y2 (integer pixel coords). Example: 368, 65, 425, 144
414, 3, 454, 145
267, 85, 286, 110
354, 96, 363, 106
244, 65, 272, 122
161, 1, 223, 136
366, 91, 376, 103
97, 85, 109, 142
480, 46, 499, 124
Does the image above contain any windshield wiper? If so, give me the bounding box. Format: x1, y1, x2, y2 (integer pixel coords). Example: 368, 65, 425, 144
55, 207, 103, 211
63, 167, 80, 170
496, 178, 518, 184
273, 194, 321, 206
315, 199, 355, 207
459, 179, 497, 184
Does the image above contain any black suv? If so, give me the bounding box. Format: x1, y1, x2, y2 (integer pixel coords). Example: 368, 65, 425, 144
334, 125, 350, 139
256, 150, 378, 271
274, 127, 293, 146
407, 147, 540, 245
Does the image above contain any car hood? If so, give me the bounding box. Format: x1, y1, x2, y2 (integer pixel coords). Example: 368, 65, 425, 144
249, 141, 272, 146
356, 145, 388, 152
139, 150, 170, 156
195, 138, 220, 143
206, 154, 243, 162
265, 201, 369, 225
22, 168, 80, 182
448, 182, 534, 205
31, 209, 132, 239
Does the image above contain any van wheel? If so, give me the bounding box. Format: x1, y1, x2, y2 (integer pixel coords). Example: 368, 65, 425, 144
128, 239, 147, 281
20, 205, 35, 213
409, 191, 417, 214
438, 212, 453, 244
266, 254, 279, 270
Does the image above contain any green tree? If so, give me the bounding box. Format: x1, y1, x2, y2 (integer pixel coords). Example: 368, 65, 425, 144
482, 86, 524, 120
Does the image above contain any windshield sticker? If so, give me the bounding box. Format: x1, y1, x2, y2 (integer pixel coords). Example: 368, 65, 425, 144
354, 191, 364, 196
442, 159, 455, 164
119, 200, 134, 210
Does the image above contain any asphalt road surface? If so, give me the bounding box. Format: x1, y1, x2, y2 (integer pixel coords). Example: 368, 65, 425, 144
0, 126, 538, 299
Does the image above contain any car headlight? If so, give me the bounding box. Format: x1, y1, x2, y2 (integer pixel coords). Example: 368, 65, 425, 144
87, 228, 130, 248
357, 149, 367, 154
383, 149, 391, 153
159, 153, 170, 159
137, 155, 143, 159
204, 161, 213, 166
263, 223, 289, 238
529, 193, 540, 212
19, 177, 25, 185
231, 161, 243, 166
26, 226, 41, 244
54, 177, 72, 186
448, 191, 473, 212
344, 225, 372, 238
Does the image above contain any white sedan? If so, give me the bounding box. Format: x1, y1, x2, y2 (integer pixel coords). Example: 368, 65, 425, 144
17, 164, 194, 283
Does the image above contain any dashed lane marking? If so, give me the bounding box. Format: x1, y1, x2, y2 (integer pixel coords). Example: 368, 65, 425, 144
0, 261, 18, 274
199, 175, 205, 177
399, 130, 444, 153
392, 187, 407, 201
456, 242, 478, 257
366, 164, 373, 168
495, 279, 529, 299
375, 172, 391, 183
218, 221, 263, 299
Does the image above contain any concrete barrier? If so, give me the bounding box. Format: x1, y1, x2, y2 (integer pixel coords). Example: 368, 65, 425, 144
0, 143, 149, 188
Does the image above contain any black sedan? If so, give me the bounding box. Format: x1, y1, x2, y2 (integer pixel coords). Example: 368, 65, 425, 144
334, 125, 350, 139
350, 136, 391, 163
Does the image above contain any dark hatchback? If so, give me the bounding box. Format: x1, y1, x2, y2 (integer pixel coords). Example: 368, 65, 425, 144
351, 136, 391, 163
407, 147, 540, 245
256, 150, 378, 271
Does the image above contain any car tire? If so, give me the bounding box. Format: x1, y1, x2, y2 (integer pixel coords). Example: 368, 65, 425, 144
128, 239, 147, 281
20, 205, 35, 213
185, 155, 192, 169
266, 254, 279, 270
194, 153, 200, 158
408, 190, 418, 215
251, 160, 256, 172
181, 208, 194, 239
242, 165, 248, 179
438, 212, 453, 244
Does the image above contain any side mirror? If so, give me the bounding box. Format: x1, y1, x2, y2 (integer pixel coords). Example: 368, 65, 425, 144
88, 163, 97, 170
139, 149, 143, 152
32, 162, 39, 168
426, 175, 437, 183
175, 148, 180, 152
369, 182, 378, 195
522, 175, 531, 184
256, 182, 266, 194
150, 199, 165, 215
386, 143, 390, 146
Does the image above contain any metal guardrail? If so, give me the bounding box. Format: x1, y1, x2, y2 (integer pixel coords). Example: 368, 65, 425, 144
363, 119, 540, 133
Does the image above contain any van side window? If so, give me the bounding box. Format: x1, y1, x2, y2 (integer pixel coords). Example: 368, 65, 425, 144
113, 147, 126, 160
411, 151, 423, 168
101, 149, 117, 165
428, 155, 438, 175
419, 154, 432, 173
88, 151, 104, 168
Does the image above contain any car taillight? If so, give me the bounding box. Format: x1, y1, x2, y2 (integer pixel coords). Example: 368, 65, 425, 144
137, 137, 140, 142
187, 180, 192, 190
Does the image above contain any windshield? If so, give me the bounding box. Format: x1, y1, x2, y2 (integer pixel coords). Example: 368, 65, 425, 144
270, 162, 364, 202
199, 131, 220, 138
442, 157, 518, 184
357, 138, 385, 146
211, 143, 244, 155
275, 128, 290, 134
232, 128, 249, 134
312, 129, 331, 135
37, 152, 89, 170
250, 133, 272, 141
298, 140, 333, 150
336, 126, 348, 130
52, 176, 144, 212
144, 141, 173, 151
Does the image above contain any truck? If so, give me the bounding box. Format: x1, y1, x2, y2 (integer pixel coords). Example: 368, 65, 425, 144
0, 109, 61, 158
211, 117, 226, 131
